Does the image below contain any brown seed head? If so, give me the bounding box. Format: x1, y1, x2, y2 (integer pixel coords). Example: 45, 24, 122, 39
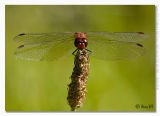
67, 49, 90, 111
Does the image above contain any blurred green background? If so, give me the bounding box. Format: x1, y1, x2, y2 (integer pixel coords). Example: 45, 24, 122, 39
5, 5, 155, 111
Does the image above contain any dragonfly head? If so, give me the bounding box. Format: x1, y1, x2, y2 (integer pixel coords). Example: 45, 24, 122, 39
74, 32, 88, 49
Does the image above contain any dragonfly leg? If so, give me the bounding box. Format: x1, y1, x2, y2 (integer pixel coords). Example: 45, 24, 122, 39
85, 48, 92, 55
72, 48, 79, 56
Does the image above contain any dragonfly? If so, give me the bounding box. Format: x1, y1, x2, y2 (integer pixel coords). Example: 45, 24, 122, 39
14, 32, 149, 61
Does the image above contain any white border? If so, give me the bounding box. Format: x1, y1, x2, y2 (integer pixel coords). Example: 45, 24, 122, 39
5, 0, 158, 5
0, 0, 5, 115
1, 0, 160, 116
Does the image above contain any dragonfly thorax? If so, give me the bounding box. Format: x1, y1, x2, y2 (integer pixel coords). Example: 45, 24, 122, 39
74, 32, 88, 49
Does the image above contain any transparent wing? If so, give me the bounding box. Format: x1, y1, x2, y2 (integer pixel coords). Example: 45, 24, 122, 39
87, 32, 149, 42
14, 32, 74, 44
86, 36, 146, 60
14, 32, 75, 61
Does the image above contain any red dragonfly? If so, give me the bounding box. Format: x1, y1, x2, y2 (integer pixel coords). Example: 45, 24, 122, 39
14, 32, 148, 61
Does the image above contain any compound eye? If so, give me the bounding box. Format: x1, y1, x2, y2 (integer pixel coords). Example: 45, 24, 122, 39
82, 38, 87, 43
74, 39, 78, 47
85, 42, 88, 47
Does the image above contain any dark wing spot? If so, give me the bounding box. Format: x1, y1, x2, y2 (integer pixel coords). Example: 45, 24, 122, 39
136, 43, 143, 47
138, 32, 144, 34
18, 33, 26, 36
18, 45, 24, 48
